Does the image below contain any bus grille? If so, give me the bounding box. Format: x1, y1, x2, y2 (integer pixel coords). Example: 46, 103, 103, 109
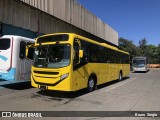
33, 71, 59, 75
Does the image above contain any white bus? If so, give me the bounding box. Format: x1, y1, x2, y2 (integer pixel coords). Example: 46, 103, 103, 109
0, 35, 35, 81
132, 57, 149, 72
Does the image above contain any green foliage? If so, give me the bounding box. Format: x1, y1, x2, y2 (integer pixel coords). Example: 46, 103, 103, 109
119, 37, 137, 59
156, 44, 160, 63
119, 38, 160, 64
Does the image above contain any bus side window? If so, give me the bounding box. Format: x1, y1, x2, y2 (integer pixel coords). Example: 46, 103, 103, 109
73, 39, 80, 64
19, 41, 26, 59
81, 40, 89, 63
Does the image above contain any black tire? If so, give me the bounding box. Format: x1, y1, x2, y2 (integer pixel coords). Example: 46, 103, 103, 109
87, 77, 96, 92
118, 72, 123, 81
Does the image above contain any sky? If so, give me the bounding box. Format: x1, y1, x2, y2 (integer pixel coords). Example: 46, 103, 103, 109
78, 0, 160, 46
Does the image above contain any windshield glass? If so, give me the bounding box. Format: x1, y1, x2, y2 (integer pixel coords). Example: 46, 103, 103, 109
34, 44, 70, 68
133, 60, 145, 67
0, 38, 10, 50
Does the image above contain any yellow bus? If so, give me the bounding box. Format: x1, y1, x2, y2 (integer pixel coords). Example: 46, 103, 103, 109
26, 33, 130, 92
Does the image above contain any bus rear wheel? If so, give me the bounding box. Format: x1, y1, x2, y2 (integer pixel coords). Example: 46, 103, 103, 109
119, 72, 123, 81
87, 77, 96, 92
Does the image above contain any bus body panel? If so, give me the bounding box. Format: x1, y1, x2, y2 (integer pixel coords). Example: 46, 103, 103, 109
0, 36, 15, 80
132, 57, 149, 72
30, 33, 130, 92
31, 65, 72, 91
122, 64, 130, 77
0, 42, 12, 71
0, 35, 34, 81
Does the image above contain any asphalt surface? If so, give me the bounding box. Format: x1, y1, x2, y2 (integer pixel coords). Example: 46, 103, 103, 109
0, 69, 160, 120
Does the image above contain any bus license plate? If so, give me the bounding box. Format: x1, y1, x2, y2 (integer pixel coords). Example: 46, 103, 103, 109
40, 85, 47, 90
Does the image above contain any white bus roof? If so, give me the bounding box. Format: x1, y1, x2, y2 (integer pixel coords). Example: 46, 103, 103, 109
1, 35, 35, 42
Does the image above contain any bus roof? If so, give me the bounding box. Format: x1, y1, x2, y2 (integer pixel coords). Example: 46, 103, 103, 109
74, 33, 129, 55
35, 33, 129, 55
1, 35, 35, 42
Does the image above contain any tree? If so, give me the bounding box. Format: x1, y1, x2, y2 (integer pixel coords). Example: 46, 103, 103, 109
156, 44, 160, 64
139, 38, 147, 55
119, 37, 138, 59
139, 38, 147, 48
119, 37, 160, 64
144, 45, 157, 63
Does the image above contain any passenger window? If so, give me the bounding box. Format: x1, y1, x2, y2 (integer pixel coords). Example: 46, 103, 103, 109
73, 39, 80, 64
81, 40, 89, 63
19, 41, 26, 59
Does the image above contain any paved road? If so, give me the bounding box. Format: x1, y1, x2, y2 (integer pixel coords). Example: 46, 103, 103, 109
0, 69, 160, 120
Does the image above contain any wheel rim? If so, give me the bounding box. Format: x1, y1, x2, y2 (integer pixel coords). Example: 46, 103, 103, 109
119, 73, 122, 81
88, 78, 94, 90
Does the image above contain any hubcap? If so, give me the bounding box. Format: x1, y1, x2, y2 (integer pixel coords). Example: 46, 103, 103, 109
119, 73, 122, 81
89, 79, 94, 88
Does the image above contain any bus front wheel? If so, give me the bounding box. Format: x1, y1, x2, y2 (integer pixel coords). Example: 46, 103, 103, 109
87, 77, 96, 92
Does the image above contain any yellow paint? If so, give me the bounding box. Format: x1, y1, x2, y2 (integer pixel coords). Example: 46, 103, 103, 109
31, 33, 130, 91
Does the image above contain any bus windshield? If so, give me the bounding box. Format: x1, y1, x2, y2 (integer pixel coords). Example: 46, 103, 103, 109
0, 38, 10, 50
34, 44, 70, 68
133, 59, 145, 67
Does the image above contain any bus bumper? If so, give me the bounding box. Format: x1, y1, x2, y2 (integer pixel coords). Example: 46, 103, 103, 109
31, 75, 74, 92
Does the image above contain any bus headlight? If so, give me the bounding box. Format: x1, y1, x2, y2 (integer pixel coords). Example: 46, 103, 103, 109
60, 73, 69, 80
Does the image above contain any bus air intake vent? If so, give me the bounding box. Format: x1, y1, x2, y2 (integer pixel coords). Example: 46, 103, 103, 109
33, 71, 59, 75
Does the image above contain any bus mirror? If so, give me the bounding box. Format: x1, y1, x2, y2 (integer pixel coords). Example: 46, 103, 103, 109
75, 38, 81, 48
74, 38, 83, 65
79, 50, 83, 58
26, 45, 35, 60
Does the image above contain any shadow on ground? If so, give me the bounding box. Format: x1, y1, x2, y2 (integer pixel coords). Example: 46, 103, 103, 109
0, 81, 32, 90
132, 70, 150, 73
37, 77, 130, 99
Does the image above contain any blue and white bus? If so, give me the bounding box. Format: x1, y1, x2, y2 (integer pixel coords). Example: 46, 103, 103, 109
0, 35, 34, 81
132, 57, 149, 72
